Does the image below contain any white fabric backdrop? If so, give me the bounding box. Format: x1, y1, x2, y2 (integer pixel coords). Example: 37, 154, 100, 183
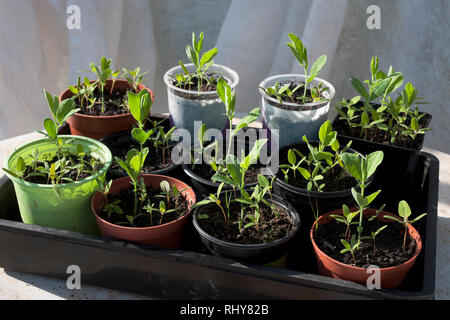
0, 0, 449, 152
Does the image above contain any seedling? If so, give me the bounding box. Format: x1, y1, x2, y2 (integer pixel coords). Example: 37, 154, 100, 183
384, 200, 427, 248
362, 225, 388, 255
285, 33, 327, 101
2, 90, 105, 196
341, 56, 430, 143
176, 32, 218, 91
341, 150, 384, 242
280, 121, 351, 224
122, 67, 148, 93
330, 204, 359, 242
89, 57, 113, 113
103, 200, 123, 218
340, 234, 360, 266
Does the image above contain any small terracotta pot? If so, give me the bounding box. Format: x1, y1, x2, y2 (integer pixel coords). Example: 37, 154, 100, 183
60, 79, 155, 140
310, 208, 423, 289
91, 174, 196, 249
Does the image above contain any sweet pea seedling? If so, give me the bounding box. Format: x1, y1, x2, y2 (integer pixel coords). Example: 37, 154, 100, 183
384, 200, 427, 248
122, 67, 148, 93
89, 57, 113, 114
177, 32, 218, 92
286, 33, 327, 100
341, 150, 384, 243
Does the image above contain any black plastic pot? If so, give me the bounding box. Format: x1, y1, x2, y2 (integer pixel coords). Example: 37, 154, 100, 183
0, 151, 439, 299
192, 193, 301, 265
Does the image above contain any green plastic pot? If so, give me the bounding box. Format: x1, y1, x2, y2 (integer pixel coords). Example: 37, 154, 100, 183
4, 135, 112, 234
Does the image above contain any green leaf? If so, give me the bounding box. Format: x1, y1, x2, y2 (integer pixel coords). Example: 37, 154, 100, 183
131, 128, 148, 145
43, 119, 57, 141
366, 151, 384, 179
341, 152, 363, 183
234, 108, 260, 133
369, 78, 392, 101
411, 213, 428, 223
350, 77, 368, 100
44, 89, 58, 117
186, 45, 198, 67
340, 239, 351, 250
365, 190, 381, 205
398, 200, 411, 219
297, 167, 311, 180
287, 149, 297, 165
308, 55, 327, 81
351, 187, 365, 207
411, 117, 419, 131
257, 174, 269, 188
128, 91, 141, 122
318, 120, 332, 145
200, 48, 218, 68
211, 174, 235, 186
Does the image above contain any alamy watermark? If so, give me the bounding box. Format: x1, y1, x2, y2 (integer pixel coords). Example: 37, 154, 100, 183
66, 5, 81, 30
367, 5, 381, 30
66, 265, 81, 290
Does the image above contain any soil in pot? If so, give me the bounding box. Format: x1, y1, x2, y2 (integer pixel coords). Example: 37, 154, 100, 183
196, 201, 294, 245
75, 84, 137, 116
314, 215, 417, 268
333, 102, 432, 149
22, 152, 104, 184
267, 80, 327, 106
99, 185, 190, 228
170, 72, 224, 95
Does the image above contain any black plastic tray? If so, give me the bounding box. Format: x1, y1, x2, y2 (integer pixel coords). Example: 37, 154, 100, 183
0, 150, 438, 299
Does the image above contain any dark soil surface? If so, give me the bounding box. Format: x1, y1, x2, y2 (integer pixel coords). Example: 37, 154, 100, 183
197, 200, 294, 244
266, 81, 327, 106
171, 72, 223, 92
333, 103, 431, 149
76, 86, 136, 116
314, 215, 417, 268
101, 185, 190, 228
190, 163, 264, 185
277, 144, 357, 192
23, 152, 104, 184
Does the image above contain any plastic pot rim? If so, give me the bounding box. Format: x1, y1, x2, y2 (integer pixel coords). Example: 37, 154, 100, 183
163, 63, 239, 97
258, 74, 335, 110
310, 208, 423, 272
91, 174, 196, 232
192, 193, 301, 250
4, 135, 112, 190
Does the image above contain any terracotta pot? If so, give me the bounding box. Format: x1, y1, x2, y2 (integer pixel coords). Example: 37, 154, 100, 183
310, 208, 423, 289
91, 174, 196, 249
60, 79, 155, 140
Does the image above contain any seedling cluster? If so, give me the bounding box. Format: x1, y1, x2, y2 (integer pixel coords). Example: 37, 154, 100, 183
327, 150, 427, 265
260, 33, 329, 104
335, 56, 430, 144
174, 32, 221, 92
192, 80, 282, 236
70, 56, 149, 114
3, 90, 104, 195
